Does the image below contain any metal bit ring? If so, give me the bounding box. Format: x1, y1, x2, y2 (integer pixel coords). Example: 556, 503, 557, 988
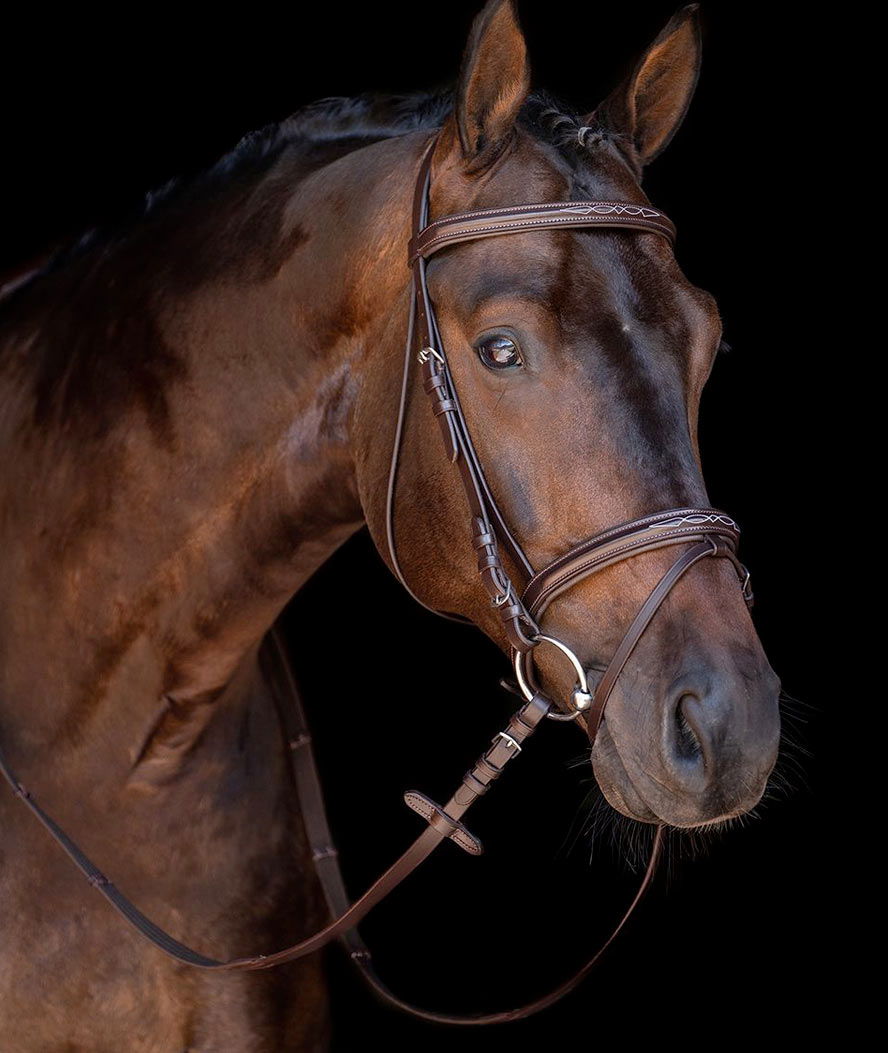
513, 634, 594, 721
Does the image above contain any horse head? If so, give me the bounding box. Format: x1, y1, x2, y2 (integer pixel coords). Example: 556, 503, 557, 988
360, 0, 780, 829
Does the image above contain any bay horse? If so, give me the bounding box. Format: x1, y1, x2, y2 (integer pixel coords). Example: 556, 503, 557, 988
0, 1, 780, 1049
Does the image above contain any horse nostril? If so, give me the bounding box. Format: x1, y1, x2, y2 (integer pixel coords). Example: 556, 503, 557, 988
647, 668, 780, 817
674, 693, 704, 761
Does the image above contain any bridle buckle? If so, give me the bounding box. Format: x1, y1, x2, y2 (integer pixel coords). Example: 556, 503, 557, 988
492, 581, 513, 608
493, 731, 521, 753
417, 346, 444, 365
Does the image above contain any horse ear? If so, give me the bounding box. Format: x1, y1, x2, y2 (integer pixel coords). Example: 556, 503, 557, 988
592, 4, 702, 167
453, 0, 531, 163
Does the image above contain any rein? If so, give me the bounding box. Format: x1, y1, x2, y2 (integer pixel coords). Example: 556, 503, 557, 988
0, 130, 753, 1025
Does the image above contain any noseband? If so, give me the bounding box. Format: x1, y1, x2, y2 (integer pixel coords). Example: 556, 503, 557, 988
0, 131, 756, 1026
387, 136, 752, 739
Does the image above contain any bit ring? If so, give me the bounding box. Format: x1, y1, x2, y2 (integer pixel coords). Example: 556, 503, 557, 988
513, 634, 592, 721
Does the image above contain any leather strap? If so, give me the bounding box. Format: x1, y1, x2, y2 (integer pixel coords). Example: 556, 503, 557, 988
261, 628, 665, 1025
583, 539, 720, 741
0, 675, 553, 973
0, 635, 664, 1026
523, 509, 747, 619
404, 138, 541, 651
384, 141, 537, 645
409, 200, 676, 261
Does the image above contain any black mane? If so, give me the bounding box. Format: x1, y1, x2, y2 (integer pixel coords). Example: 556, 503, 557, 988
0, 89, 621, 309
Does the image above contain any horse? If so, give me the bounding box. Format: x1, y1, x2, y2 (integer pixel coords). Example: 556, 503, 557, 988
0, 1, 781, 1048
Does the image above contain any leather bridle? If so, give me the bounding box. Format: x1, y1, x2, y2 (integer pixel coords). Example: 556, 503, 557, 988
0, 130, 754, 1026
387, 135, 752, 734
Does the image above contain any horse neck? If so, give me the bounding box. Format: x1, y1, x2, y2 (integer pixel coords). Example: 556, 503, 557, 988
0, 130, 423, 771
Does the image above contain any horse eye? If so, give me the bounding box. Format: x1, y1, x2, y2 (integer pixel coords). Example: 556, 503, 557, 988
475, 334, 523, 370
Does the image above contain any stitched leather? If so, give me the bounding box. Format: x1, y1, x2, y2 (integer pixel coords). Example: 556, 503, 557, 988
409, 200, 676, 261
403, 791, 483, 855
523, 509, 745, 618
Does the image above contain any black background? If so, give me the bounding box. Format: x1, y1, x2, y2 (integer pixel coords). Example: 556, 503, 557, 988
0, 1, 845, 1048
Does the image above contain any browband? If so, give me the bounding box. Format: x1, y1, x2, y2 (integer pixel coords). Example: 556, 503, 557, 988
409, 199, 676, 262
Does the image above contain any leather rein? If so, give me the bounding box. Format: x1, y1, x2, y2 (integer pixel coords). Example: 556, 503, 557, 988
0, 131, 753, 1025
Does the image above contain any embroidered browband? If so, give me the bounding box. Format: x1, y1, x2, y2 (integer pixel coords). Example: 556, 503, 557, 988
408, 199, 676, 262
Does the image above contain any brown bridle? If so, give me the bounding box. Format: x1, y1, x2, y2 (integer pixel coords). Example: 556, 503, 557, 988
0, 131, 754, 1025
387, 136, 752, 728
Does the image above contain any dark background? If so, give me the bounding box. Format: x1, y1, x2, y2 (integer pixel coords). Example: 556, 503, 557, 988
0, 1, 844, 1047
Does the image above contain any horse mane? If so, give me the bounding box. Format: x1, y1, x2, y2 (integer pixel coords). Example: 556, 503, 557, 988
0, 89, 623, 312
